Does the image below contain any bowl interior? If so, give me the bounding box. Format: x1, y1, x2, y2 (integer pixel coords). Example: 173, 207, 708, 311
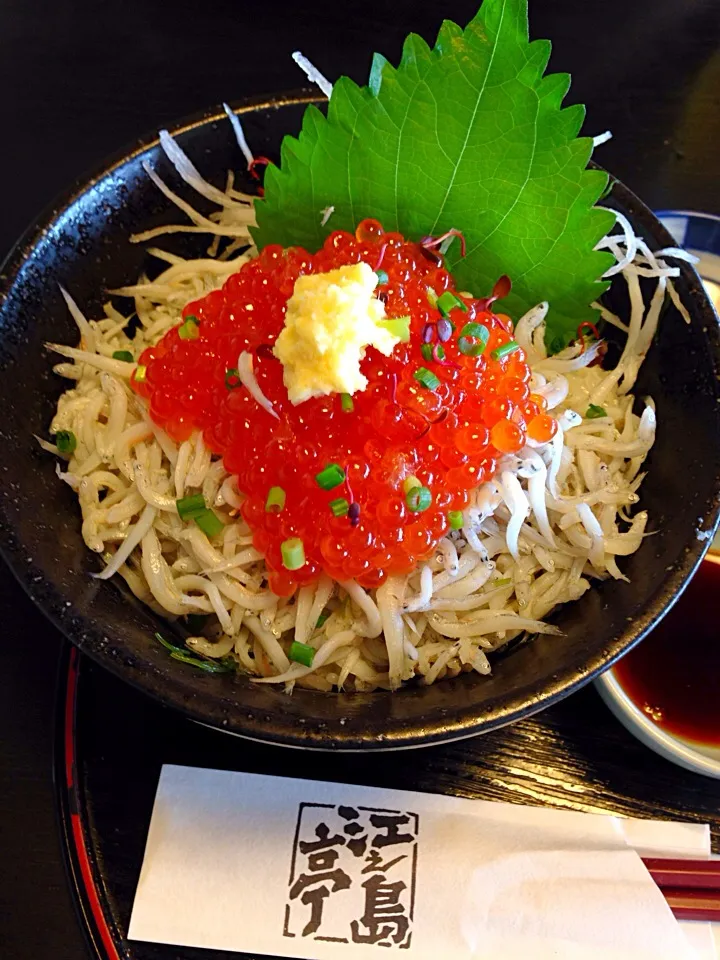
1, 93, 719, 749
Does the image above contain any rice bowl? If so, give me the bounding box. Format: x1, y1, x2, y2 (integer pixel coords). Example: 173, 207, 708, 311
0, 89, 718, 747
42, 121, 695, 695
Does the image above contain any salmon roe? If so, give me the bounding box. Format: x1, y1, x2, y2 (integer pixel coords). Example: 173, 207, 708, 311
133, 220, 555, 595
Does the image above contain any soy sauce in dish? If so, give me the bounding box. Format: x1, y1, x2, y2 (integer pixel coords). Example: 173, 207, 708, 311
614, 553, 720, 745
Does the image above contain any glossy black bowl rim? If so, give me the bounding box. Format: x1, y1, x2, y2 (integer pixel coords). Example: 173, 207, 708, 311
1, 91, 718, 751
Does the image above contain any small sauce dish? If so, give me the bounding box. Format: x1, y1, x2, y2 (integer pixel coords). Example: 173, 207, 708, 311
596, 551, 720, 778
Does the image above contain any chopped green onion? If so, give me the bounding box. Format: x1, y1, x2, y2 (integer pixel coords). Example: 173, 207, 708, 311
289, 640, 315, 667
112, 350, 133, 362
178, 318, 200, 340
403, 475, 422, 494
586, 404, 608, 419
379, 316, 411, 342
134, 365, 147, 383
458, 337, 486, 357
340, 393, 354, 412
315, 463, 345, 490
494, 577, 512, 587
458, 323, 490, 357
460, 322, 489, 341
448, 510, 464, 530
281, 537, 306, 570
176, 493, 206, 521
436, 291, 468, 316
225, 367, 241, 389
413, 366, 440, 391
423, 343, 447, 361
265, 486, 286, 512
375, 269, 389, 285
329, 497, 350, 517
194, 508, 224, 538
490, 340, 520, 362
426, 287, 438, 308
185, 613, 209, 633
184, 314, 200, 326
316, 611, 330, 629
55, 430, 77, 455
406, 485, 432, 513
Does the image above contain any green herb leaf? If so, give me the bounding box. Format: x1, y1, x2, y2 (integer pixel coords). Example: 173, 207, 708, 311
252, 0, 615, 346
548, 334, 567, 356
155, 632, 235, 673
586, 404, 607, 419
169, 650, 235, 673
155, 631, 182, 654
55, 430, 77, 456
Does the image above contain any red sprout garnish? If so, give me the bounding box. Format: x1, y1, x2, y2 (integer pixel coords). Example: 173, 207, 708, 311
422, 323, 436, 344
344, 473, 359, 526
492, 274, 511, 300
476, 274, 512, 311
573, 337, 607, 367
418, 245, 443, 266
419, 228, 467, 259
248, 156, 272, 181
343, 471, 361, 526
572, 332, 607, 366
432, 343, 461, 368
588, 340, 608, 367
374, 242, 389, 272
577, 320, 601, 341
436, 318, 453, 342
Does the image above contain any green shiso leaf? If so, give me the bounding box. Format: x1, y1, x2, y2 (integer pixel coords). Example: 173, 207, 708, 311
252, 0, 615, 346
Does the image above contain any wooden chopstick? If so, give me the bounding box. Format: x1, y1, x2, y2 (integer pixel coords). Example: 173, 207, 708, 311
643, 857, 720, 890
642, 858, 720, 922
662, 888, 720, 922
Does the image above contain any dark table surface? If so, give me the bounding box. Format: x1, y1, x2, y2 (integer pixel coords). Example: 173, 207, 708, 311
1, 1, 719, 958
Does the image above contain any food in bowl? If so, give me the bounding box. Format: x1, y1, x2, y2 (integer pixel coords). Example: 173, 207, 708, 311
40, 0, 699, 693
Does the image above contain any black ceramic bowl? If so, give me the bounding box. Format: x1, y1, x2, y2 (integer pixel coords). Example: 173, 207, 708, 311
1, 92, 719, 750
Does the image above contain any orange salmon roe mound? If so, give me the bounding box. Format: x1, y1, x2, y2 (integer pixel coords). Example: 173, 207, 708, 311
133, 219, 553, 595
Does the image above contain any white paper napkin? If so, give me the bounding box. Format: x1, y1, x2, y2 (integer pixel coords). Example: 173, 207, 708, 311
129, 765, 711, 960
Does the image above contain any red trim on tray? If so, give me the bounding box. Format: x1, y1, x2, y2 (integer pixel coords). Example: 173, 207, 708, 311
63, 648, 124, 960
